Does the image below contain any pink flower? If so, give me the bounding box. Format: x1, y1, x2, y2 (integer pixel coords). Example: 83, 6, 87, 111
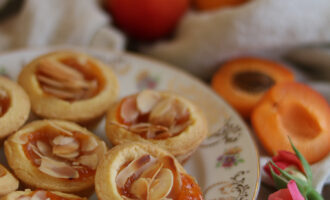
268, 180, 305, 200
264, 151, 305, 179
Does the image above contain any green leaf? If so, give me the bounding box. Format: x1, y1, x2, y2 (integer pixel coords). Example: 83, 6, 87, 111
269, 164, 288, 189
289, 138, 313, 184
306, 188, 324, 200
270, 160, 309, 196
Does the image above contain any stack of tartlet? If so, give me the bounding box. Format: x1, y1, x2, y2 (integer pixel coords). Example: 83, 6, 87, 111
0, 51, 208, 200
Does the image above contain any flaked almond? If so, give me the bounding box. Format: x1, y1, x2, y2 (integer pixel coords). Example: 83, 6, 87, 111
30, 144, 45, 159
173, 100, 189, 120
130, 178, 149, 200
36, 140, 52, 157
159, 157, 182, 198
11, 133, 30, 144
31, 191, 47, 200
37, 74, 89, 91
53, 135, 78, 146
149, 168, 174, 200
95, 141, 107, 161
38, 59, 84, 81
17, 196, 32, 200
47, 122, 73, 136
77, 154, 98, 170
39, 157, 79, 179
81, 136, 98, 152
52, 136, 79, 157
56, 151, 80, 159
116, 155, 156, 189
136, 90, 161, 114
140, 162, 163, 182
149, 98, 176, 127
0, 165, 7, 177
42, 85, 83, 100
120, 97, 139, 123
169, 121, 191, 136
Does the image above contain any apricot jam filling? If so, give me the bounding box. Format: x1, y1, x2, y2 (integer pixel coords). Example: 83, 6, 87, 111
113, 90, 191, 140
36, 57, 106, 101
116, 155, 203, 200
233, 71, 275, 93
0, 88, 10, 117
17, 190, 81, 200
20, 123, 106, 180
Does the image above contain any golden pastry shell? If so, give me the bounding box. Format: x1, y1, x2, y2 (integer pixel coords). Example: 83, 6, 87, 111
4, 119, 106, 196
95, 142, 186, 200
0, 164, 19, 197
106, 91, 208, 162
18, 51, 119, 123
0, 77, 30, 140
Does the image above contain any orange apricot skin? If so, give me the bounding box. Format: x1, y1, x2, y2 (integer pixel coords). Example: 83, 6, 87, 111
211, 57, 294, 119
194, 0, 250, 11
251, 82, 330, 164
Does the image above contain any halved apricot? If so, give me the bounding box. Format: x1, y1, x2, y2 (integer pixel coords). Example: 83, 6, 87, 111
211, 57, 294, 119
194, 0, 250, 11
252, 82, 330, 164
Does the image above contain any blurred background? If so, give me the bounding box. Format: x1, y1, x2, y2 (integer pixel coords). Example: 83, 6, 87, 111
0, 0, 329, 199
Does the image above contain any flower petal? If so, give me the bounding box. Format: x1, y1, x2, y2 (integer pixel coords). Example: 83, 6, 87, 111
287, 180, 305, 200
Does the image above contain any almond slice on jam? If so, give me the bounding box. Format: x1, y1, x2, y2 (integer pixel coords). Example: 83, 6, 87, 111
31, 190, 47, 200
116, 155, 156, 189
38, 59, 84, 82
48, 122, 73, 136
39, 157, 79, 179
136, 90, 161, 114
36, 140, 52, 157
130, 178, 150, 200
52, 136, 79, 157
149, 168, 174, 200
149, 97, 177, 127
120, 96, 139, 123
77, 154, 99, 170
81, 136, 98, 152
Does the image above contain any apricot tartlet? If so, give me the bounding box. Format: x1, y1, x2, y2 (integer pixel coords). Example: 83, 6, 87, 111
0, 164, 19, 197
18, 51, 118, 124
1, 190, 86, 200
0, 77, 30, 140
106, 90, 208, 163
252, 82, 330, 164
212, 57, 294, 119
95, 142, 204, 200
4, 120, 107, 196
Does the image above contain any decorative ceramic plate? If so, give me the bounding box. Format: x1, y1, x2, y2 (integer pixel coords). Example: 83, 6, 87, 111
0, 47, 260, 200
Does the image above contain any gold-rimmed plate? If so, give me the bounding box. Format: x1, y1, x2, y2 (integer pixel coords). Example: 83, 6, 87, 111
0, 47, 260, 199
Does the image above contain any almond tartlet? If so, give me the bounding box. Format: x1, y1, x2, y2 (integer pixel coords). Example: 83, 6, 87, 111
0, 77, 30, 140
1, 190, 86, 200
106, 90, 208, 163
18, 51, 118, 124
4, 120, 107, 196
95, 142, 204, 200
0, 164, 19, 197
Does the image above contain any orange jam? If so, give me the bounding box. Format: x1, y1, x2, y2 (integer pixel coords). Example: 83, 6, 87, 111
178, 174, 204, 200
0, 89, 10, 117
23, 126, 95, 181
